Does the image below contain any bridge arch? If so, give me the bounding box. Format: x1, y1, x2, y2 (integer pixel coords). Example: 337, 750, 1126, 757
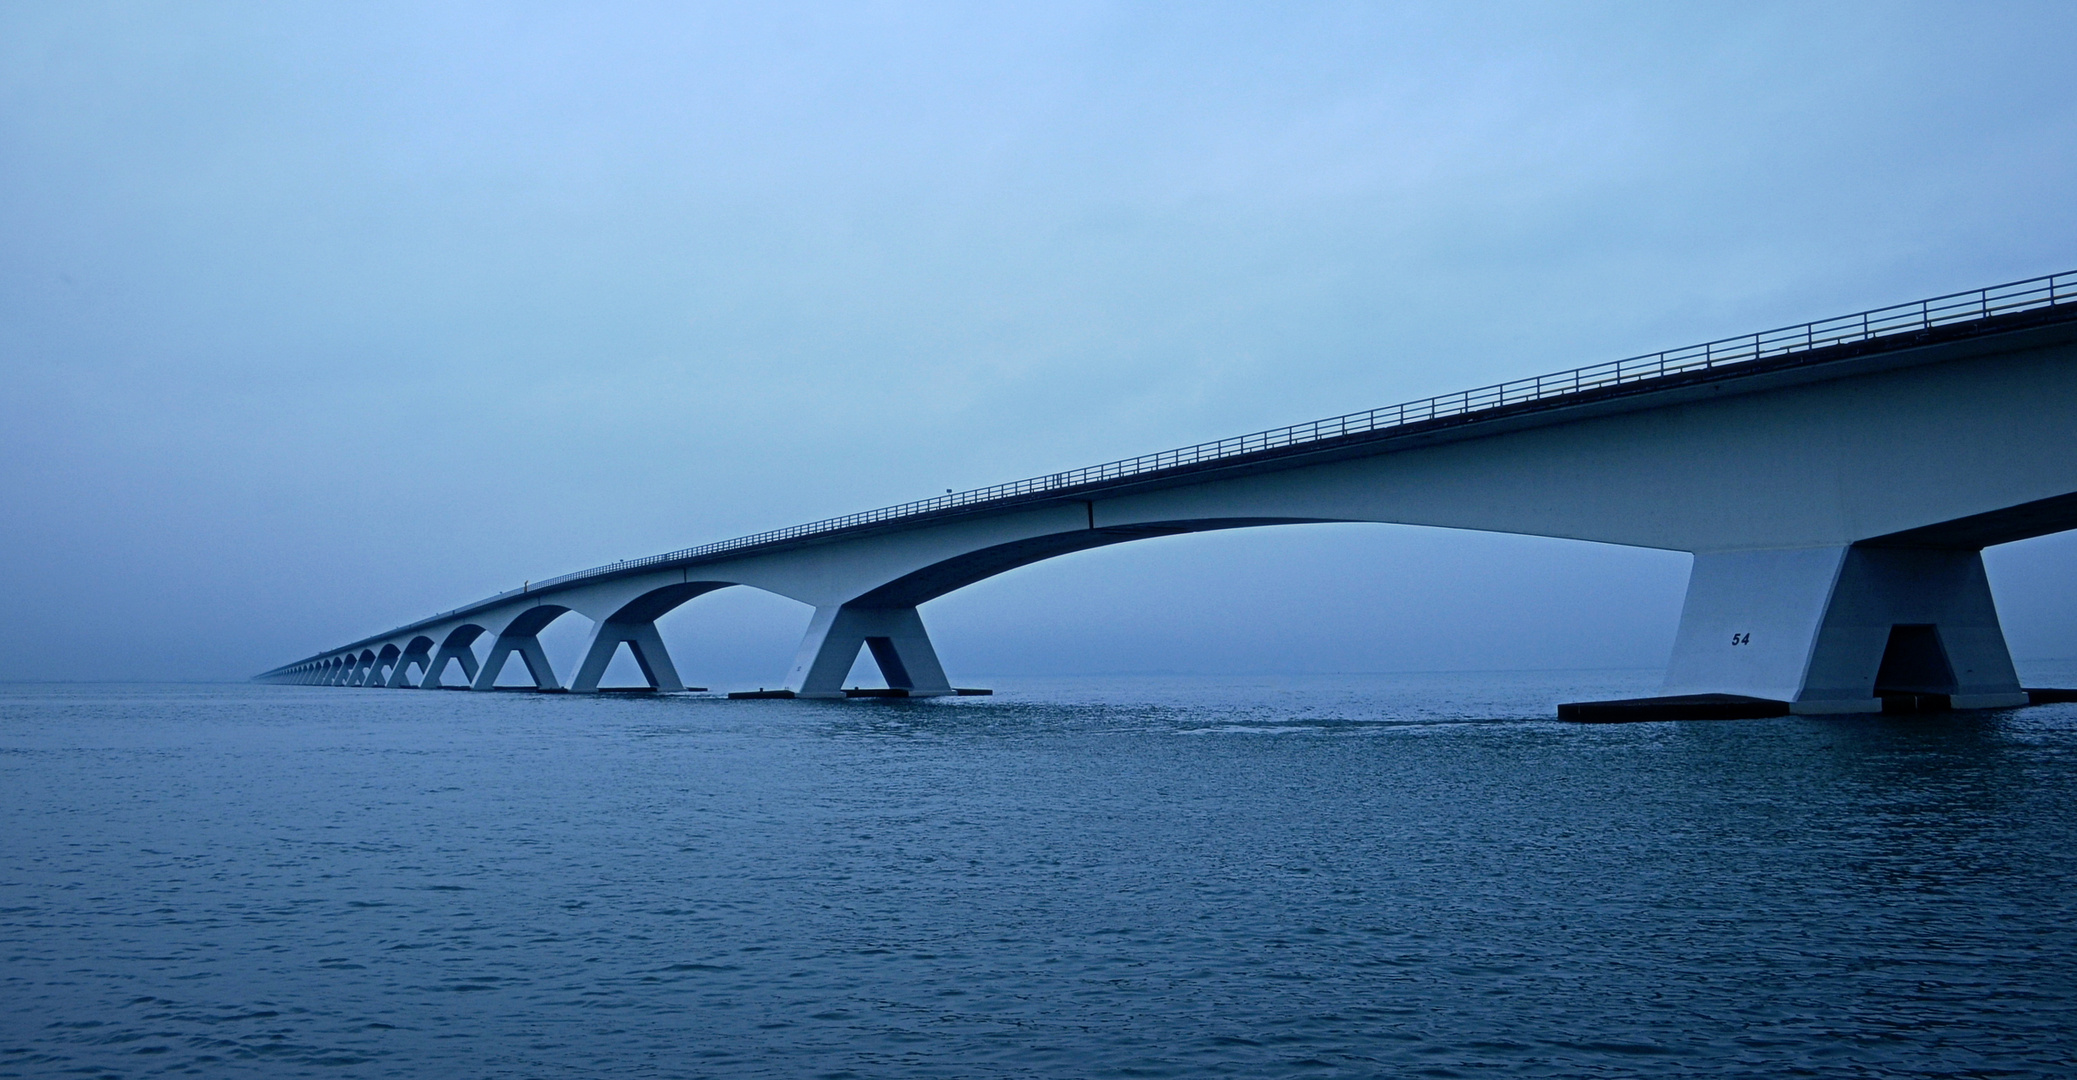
473, 606, 577, 690
848, 518, 1322, 608
423, 625, 488, 688
371, 643, 402, 687
756, 518, 1330, 697
567, 581, 737, 693
387, 635, 437, 688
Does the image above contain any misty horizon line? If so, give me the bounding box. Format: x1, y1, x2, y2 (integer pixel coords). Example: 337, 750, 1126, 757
17, 658, 2077, 689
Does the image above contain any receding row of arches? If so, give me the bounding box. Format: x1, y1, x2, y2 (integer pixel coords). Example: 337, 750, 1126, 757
266, 519, 1280, 696
273, 581, 734, 692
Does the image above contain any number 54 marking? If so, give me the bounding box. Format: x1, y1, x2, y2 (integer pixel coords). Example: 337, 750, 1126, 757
1730, 632, 1751, 646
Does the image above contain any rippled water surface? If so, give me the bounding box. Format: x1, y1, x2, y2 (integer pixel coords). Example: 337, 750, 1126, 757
5, 672, 2077, 1078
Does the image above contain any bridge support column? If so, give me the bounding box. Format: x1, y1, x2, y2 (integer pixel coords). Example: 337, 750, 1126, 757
422, 640, 480, 689
1664, 545, 2026, 713
784, 604, 954, 698
388, 647, 434, 688
472, 632, 559, 690
569, 619, 685, 693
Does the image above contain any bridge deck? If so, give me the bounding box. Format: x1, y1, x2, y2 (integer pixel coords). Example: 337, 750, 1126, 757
268, 272, 2077, 673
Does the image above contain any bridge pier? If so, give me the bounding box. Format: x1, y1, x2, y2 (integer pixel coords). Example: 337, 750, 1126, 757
783, 604, 954, 698
422, 630, 482, 689
1663, 544, 2027, 714
388, 641, 434, 688
472, 630, 560, 690
569, 618, 685, 693
370, 645, 401, 688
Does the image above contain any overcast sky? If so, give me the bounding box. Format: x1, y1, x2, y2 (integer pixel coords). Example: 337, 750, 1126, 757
5, 1, 2077, 685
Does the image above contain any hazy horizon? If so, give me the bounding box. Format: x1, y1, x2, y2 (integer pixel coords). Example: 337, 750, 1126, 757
6, 2, 2077, 686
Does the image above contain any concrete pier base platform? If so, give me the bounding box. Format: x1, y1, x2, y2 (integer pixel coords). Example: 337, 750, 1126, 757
1561, 687, 2077, 722
726, 687, 992, 700
841, 687, 992, 698
1558, 694, 1791, 723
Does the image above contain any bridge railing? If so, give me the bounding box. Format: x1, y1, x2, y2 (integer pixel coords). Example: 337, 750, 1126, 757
405, 270, 2077, 624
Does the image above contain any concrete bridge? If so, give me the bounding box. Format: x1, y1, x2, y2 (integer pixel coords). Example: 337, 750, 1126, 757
260, 272, 2077, 716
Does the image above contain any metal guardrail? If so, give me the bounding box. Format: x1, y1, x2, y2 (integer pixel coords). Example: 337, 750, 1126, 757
285, 269, 2077, 665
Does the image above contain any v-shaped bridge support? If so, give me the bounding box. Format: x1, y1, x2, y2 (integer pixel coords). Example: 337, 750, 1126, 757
783, 604, 954, 698
568, 618, 686, 693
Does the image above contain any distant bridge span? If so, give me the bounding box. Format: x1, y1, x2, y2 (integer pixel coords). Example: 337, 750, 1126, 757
262, 273, 2077, 714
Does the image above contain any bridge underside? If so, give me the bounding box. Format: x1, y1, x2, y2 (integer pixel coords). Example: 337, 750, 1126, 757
263, 512, 2070, 716
261, 292, 2077, 716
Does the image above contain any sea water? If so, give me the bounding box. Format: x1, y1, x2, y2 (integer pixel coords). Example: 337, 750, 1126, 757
4, 671, 2076, 1078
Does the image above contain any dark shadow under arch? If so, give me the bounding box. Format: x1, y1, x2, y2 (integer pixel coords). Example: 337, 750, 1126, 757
851, 518, 1324, 608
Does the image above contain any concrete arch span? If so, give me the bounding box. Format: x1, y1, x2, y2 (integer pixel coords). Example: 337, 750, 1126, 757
847, 518, 1313, 608
565, 581, 735, 693
448, 583, 732, 693
369, 644, 403, 688
774, 517, 1329, 698
423, 625, 487, 688
472, 606, 570, 691
387, 636, 437, 688
450, 581, 743, 694
462, 519, 1324, 698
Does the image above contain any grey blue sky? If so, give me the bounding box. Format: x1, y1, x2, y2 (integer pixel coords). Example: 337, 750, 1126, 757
5, 2, 2076, 684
